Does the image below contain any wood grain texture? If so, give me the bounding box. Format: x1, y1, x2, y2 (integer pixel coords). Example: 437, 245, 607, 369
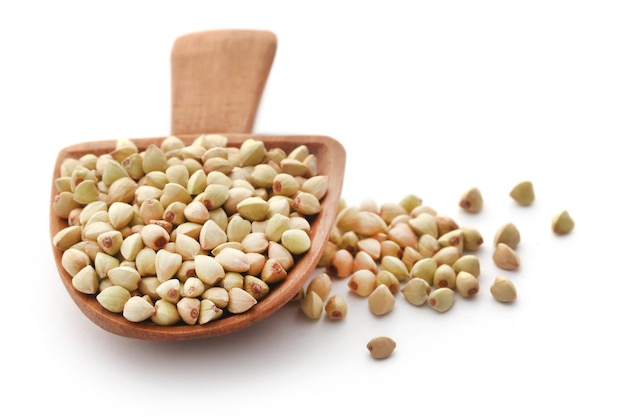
49, 29, 346, 340
50, 134, 345, 340
171, 29, 277, 135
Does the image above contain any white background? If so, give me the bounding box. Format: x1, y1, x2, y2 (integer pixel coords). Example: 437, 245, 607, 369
2, 1, 624, 415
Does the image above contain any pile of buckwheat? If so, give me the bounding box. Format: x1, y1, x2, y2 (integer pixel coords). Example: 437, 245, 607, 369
293, 181, 574, 359
52, 135, 328, 326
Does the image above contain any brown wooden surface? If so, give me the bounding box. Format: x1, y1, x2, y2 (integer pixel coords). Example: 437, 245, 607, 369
171, 29, 277, 135
50, 134, 345, 340
49, 29, 346, 341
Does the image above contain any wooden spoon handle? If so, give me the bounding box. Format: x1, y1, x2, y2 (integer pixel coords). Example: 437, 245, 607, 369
170, 29, 277, 135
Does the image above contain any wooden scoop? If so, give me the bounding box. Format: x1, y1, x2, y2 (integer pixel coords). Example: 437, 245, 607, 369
49, 29, 346, 341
